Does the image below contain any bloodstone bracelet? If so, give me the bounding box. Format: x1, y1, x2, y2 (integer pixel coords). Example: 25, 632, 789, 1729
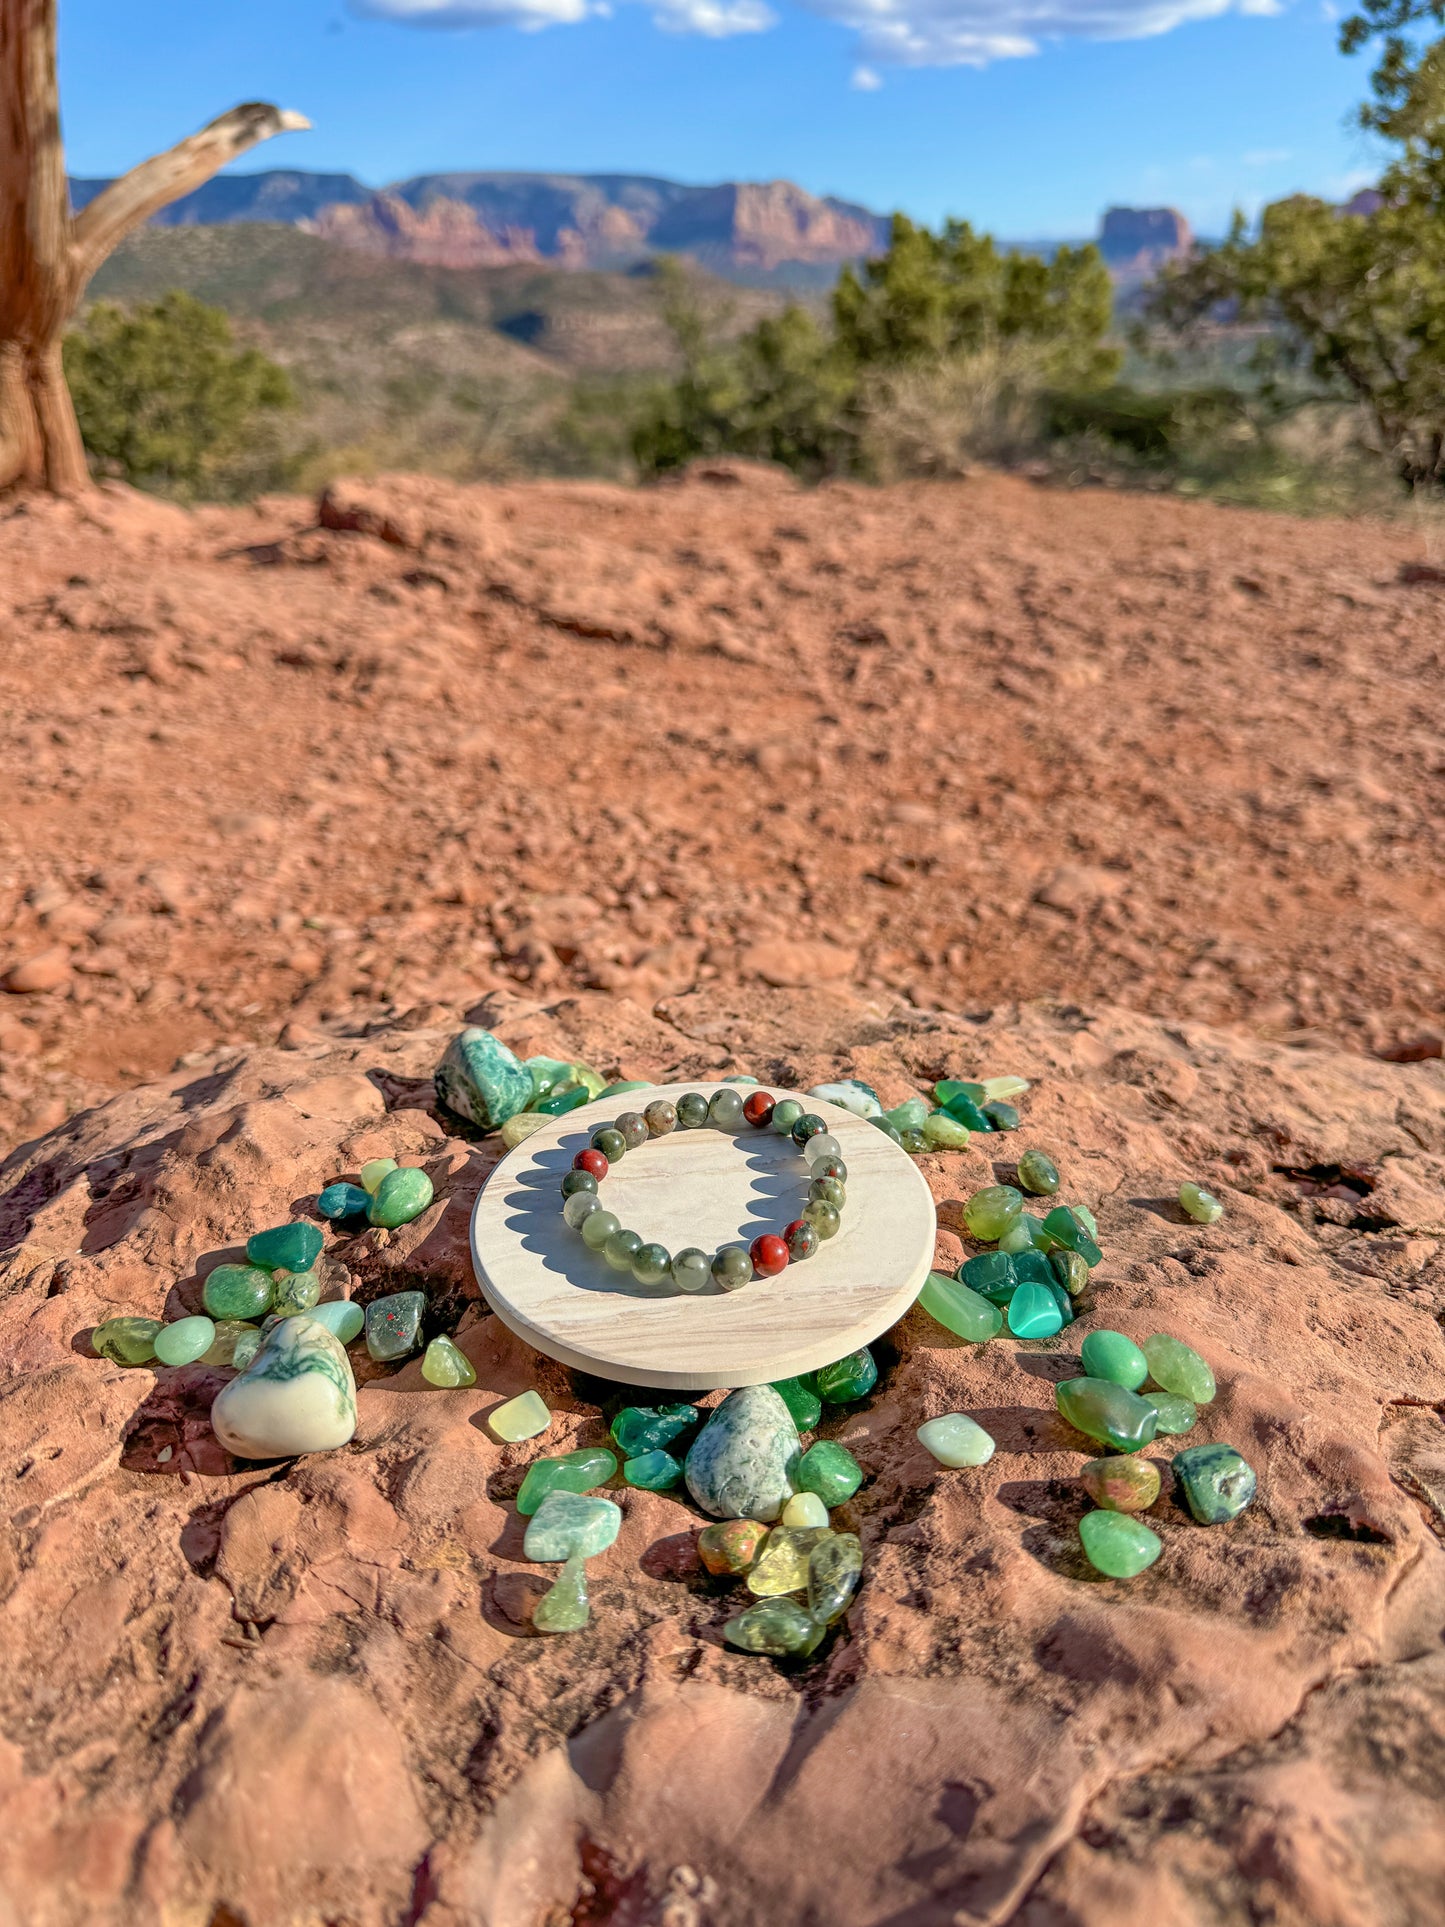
560, 1089, 848, 1293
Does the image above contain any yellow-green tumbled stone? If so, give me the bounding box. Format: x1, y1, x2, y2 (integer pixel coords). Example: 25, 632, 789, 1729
532, 1552, 590, 1632
93, 1316, 163, 1365
724, 1597, 823, 1657
359, 1158, 398, 1195
1079, 1509, 1162, 1578
963, 1185, 1024, 1241
501, 1111, 550, 1150
422, 1335, 476, 1387
746, 1525, 832, 1597
203, 1319, 262, 1368
489, 1389, 551, 1441
1179, 1181, 1224, 1224
781, 1491, 830, 1528
1142, 1334, 1216, 1405
270, 1268, 322, 1318
808, 1530, 862, 1623
921, 1109, 972, 1150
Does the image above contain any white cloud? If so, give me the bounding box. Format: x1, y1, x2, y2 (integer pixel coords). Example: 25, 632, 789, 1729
350, 0, 600, 26
653, 0, 776, 30
852, 61, 884, 84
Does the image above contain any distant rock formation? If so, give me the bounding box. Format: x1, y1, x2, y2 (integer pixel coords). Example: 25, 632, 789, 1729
1096, 206, 1194, 276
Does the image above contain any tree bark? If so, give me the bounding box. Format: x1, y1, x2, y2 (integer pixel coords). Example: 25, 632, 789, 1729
0, 0, 307, 494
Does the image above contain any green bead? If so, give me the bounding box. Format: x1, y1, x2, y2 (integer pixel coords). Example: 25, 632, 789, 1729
203, 1318, 262, 1367
1041, 1206, 1102, 1267
364, 1290, 425, 1361
590, 1126, 627, 1162
604, 1228, 643, 1272
958, 1250, 1016, 1305
1179, 1181, 1224, 1224
1142, 1390, 1197, 1435
941, 1090, 992, 1131
1142, 1334, 1216, 1404
517, 1447, 618, 1515
1016, 1149, 1060, 1196
581, 1208, 620, 1250
1079, 1330, 1149, 1390
676, 1092, 710, 1129
623, 1448, 683, 1490
917, 1412, 995, 1466
564, 1191, 602, 1230
1173, 1443, 1256, 1523
303, 1300, 364, 1345
770, 1376, 823, 1430
921, 1108, 972, 1149
712, 1245, 753, 1290
561, 1168, 598, 1198
1080, 1455, 1162, 1513
671, 1246, 711, 1292
796, 1440, 863, 1505
246, 1221, 323, 1273
421, 1334, 476, 1386
982, 1101, 1019, 1131
202, 1264, 274, 1321
534, 1083, 589, 1117
532, 1552, 591, 1632
998, 1214, 1049, 1254
93, 1315, 162, 1365
884, 1099, 930, 1134
770, 1099, 804, 1136
523, 1491, 622, 1560
802, 1199, 841, 1239
918, 1271, 1002, 1342
359, 1158, 398, 1194
151, 1315, 216, 1367
808, 1531, 862, 1623
785, 1220, 820, 1262
815, 1348, 877, 1403
614, 1111, 650, 1149
1056, 1377, 1159, 1454
808, 1175, 846, 1209
630, 1241, 672, 1287
1007, 1281, 1064, 1339
1050, 1248, 1091, 1299
710, 1088, 746, 1128
644, 1099, 678, 1136
1079, 1509, 1162, 1577
724, 1597, 824, 1657
610, 1403, 699, 1456
962, 1185, 1024, 1242
270, 1268, 321, 1317
791, 1112, 828, 1146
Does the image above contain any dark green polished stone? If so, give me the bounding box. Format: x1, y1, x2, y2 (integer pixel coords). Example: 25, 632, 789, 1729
815, 1348, 877, 1403
771, 1376, 823, 1430
958, 1250, 1017, 1306
245, 1221, 323, 1273
1173, 1442, 1256, 1523
610, 1403, 699, 1456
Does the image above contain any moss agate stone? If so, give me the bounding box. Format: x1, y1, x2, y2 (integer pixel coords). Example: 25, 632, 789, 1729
1042, 1207, 1102, 1267
1180, 1181, 1224, 1224
1079, 1509, 1162, 1577
747, 1525, 832, 1597
153, 1315, 216, 1367
532, 1552, 590, 1633
963, 1185, 1024, 1241
246, 1222, 323, 1274
1081, 1455, 1162, 1512
434, 1026, 532, 1130
808, 1531, 862, 1623
1051, 1248, 1091, 1299
920, 1109, 972, 1150
1056, 1377, 1160, 1454
365, 1290, 425, 1362
1143, 1391, 1197, 1435
685, 1385, 799, 1521
919, 1271, 1003, 1342
210, 1317, 357, 1460
1079, 1330, 1149, 1390
368, 1166, 434, 1228
698, 1519, 768, 1575
202, 1264, 274, 1322
303, 1300, 365, 1346
1016, 1149, 1060, 1196
1143, 1334, 1216, 1404
422, 1335, 476, 1387
815, 1348, 877, 1403
770, 1376, 823, 1431
1173, 1443, 1256, 1523
677, 1092, 710, 1129
611, 1403, 698, 1456
724, 1597, 823, 1658
517, 1448, 618, 1515
318, 1181, 372, 1222
524, 1490, 622, 1560
623, 1448, 683, 1490
795, 1440, 863, 1505
489, 1389, 551, 1441
93, 1316, 163, 1365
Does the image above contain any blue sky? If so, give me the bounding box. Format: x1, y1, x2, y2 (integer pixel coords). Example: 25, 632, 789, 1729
60, 0, 1382, 237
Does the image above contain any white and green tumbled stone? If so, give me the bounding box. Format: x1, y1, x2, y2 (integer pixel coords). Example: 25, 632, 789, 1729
684, 1385, 800, 1522
209, 1317, 357, 1460
434, 1026, 533, 1130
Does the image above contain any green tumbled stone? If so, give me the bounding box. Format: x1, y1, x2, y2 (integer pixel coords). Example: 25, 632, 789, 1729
899, 1128, 929, 1155
1041, 1206, 1102, 1267
1047, 1280, 1076, 1326
1173, 1443, 1256, 1523
698, 1519, 768, 1575
815, 1348, 877, 1403
1016, 1149, 1060, 1196
623, 1448, 683, 1490
368, 1167, 435, 1229
807, 1079, 882, 1119
998, 1214, 1049, 1254
203, 1318, 262, 1367
434, 1026, 532, 1130
1179, 1181, 1224, 1224
919, 1271, 1003, 1343
1007, 1281, 1064, 1339
942, 1091, 993, 1131
958, 1249, 1017, 1305
982, 1101, 1019, 1131
533, 1082, 590, 1118
724, 1597, 823, 1657
871, 1117, 905, 1146
1143, 1334, 1216, 1404
517, 1447, 619, 1515
917, 1413, 995, 1467
365, 1290, 425, 1361
747, 1525, 832, 1596
523, 1490, 622, 1560
1080, 1330, 1149, 1391
963, 1185, 1024, 1242
770, 1376, 823, 1431
532, 1553, 590, 1633
270, 1268, 322, 1317
1056, 1377, 1160, 1454
93, 1315, 163, 1365
935, 1078, 986, 1106
318, 1181, 371, 1222
524, 1055, 575, 1102
153, 1315, 216, 1367
1142, 1390, 1197, 1435
795, 1440, 863, 1505
1073, 1203, 1099, 1238
501, 1112, 550, 1149
610, 1403, 699, 1457
303, 1300, 365, 1345
421, 1334, 476, 1387
1012, 1248, 1058, 1289
808, 1531, 862, 1623
884, 1098, 930, 1134
596, 1078, 648, 1100
1079, 1509, 1163, 1577
246, 1221, 323, 1274
921, 1109, 972, 1150
1050, 1248, 1091, 1299
1081, 1455, 1162, 1512
202, 1264, 274, 1322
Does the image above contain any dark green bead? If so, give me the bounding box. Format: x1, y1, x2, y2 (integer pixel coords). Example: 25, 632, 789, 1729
815, 1348, 877, 1403
982, 1100, 1019, 1130
676, 1092, 709, 1129
1016, 1149, 1060, 1195
623, 1448, 683, 1490
796, 1440, 863, 1505
630, 1241, 672, 1287
1056, 1376, 1159, 1454
1173, 1443, 1256, 1522
1042, 1206, 1102, 1267
813, 1156, 847, 1185
604, 1228, 643, 1272
942, 1092, 992, 1131
791, 1112, 827, 1147
771, 1375, 823, 1429
610, 1403, 699, 1456
561, 1168, 598, 1198
958, 1249, 1017, 1306
245, 1221, 323, 1273
590, 1126, 627, 1161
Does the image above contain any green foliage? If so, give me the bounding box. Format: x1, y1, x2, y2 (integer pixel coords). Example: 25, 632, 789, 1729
64, 292, 295, 498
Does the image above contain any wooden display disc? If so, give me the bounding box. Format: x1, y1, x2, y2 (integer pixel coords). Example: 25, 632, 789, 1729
470, 1084, 937, 1391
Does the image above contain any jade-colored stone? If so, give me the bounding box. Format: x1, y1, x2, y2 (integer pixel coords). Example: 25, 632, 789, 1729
434, 1026, 532, 1130
1079, 1509, 1163, 1577
899, 1128, 929, 1155
93, 1315, 163, 1365
1073, 1204, 1099, 1238
232, 1327, 263, 1371
489, 1389, 551, 1441
368, 1166, 434, 1229
318, 1181, 371, 1222
1143, 1334, 1216, 1404
747, 1524, 832, 1596
1041, 1206, 1102, 1267
921, 1109, 972, 1150
1056, 1377, 1160, 1454
697, 1519, 768, 1575
942, 1091, 992, 1132
815, 1348, 877, 1403
533, 1083, 589, 1118
604, 1228, 643, 1272
676, 1091, 710, 1129
1080, 1455, 1162, 1513
808, 1175, 846, 1209
202, 1264, 274, 1321
611, 1403, 699, 1456
590, 1126, 628, 1163
1016, 1149, 1060, 1196
870, 1117, 904, 1145
963, 1185, 1024, 1241
982, 1101, 1019, 1131
958, 1250, 1017, 1305
884, 1098, 930, 1134
210, 1317, 357, 1459
1051, 1248, 1091, 1299
919, 1270, 1003, 1343
630, 1242, 673, 1288
803, 1199, 841, 1239
782, 1491, 830, 1528
246, 1221, 323, 1274
524, 1055, 575, 1101
365, 1290, 425, 1362
1048, 1281, 1076, 1326
422, 1334, 476, 1387
1007, 1282, 1064, 1339
672, 1247, 712, 1292
998, 1214, 1049, 1254
1173, 1443, 1256, 1523
711, 1244, 754, 1287
153, 1315, 216, 1367
983, 1075, 1030, 1102
685, 1385, 800, 1522
795, 1440, 863, 1505
724, 1597, 823, 1657
1179, 1181, 1224, 1224
581, 1208, 620, 1250
623, 1448, 683, 1490
808, 1531, 862, 1623
711, 1087, 747, 1128
524, 1490, 622, 1560
935, 1078, 986, 1105
770, 1376, 823, 1431
1012, 1248, 1057, 1288
303, 1300, 365, 1345
806, 1079, 882, 1119
533, 1552, 590, 1632
359, 1158, 398, 1194
1080, 1330, 1149, 1390
597, 1078, 651, 1100
270, 1268, 321, 1317
203, 1318, 261, 1367
501, 1111, 551, 1148
1143, 1391, 1197, 1435
917, 1412, 995, 1466
517, 1448, 618, 1515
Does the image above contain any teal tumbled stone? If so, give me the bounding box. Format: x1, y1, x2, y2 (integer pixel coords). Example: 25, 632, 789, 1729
815, 1349, 877, 1403
523, 1490, 622, 1561
771, 1376, 823, 1431
202, 1264, 274, 1322
1173, 1442, 1256, 1523
154, 1315, 216, 1366
1011, 1248, 1057, 1289
1007, 1281, 1064, 1339
919, 1271, 1002, 1342
365, 1290, 425, 1361
534, 1083, 589, 1116
611, 1404, 699, 1456
941, 1091, 992, 1131
434, 1025, 532, 1130
795, 1439, 863, 1505
1079, 1509, 1163, 1578
1079, 1330, 1149, 1390
1041, 1206, 1102, 1267
246, 1221, 323, 1274
318, 1181, 371, 1222
368, 1167, 435, 1229
1056, 1377, 1159, 1454
517, 1447, 618, 1515
1047, 1280, 1076, 1326
623, 1448, 683, 1490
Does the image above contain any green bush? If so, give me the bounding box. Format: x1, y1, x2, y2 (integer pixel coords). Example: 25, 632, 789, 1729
65, 291, 296, 498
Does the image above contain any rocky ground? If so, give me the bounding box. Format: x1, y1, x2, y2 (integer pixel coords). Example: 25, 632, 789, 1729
1, 467, 1443, 1927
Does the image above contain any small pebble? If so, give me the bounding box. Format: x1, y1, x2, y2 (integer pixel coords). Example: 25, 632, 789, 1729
1143, 1333, 1216, 1404
93, 1316, 162, 1365
723, 1597, 822, 1657
623, 1448, 683, 1490
523, 1490, 620, 1560
489, 1389, 551, 1442
1080, 1455, 1161, 1513
368, 1165, 435, 1229
963, 1185, 1023, 1241
532, 1553, 590, 1633
1079, 1330, 1148, 1390
318, 1181, 371, 1222
364, 1289, 425, 1362
795, 1439, 863, 1504
202, 1264, 273, 1322
303, 1299, 365, 1345
1179, 1181, 1224, 1224
246, 1221, 323, 1273
917, 1413, 995, 1467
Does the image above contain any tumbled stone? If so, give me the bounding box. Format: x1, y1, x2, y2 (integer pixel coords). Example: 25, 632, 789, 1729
1173, 1442, 1256, 1523
1051, 1248, 1091, 1299
1143, 1333, 1216, 1404
934, 1078, 985, 1106
884, 1098, 930, 1134
1012, 1248, 1058, 1288
318, 1181, 372, 1222
1042, 1206, 1102, 1267
301, 1299, 365, 1345
723, 1597, 823, 1657
1079, 1509, 1162, 1577
782, 1491, 830, 1528
917, 1413, 995, 1467
747, 1525, 831, 1596
270, 1268, 321, 1318
685, 1385, 799, 1521
623, 1448, 683, 1490
533, 1084, 588, 1118
919, 1270, 1002, 1342
1079, 1330, 1149, 1390
1056, 1377, 1159, 1454
422, 1334, 476, 1387
501, 1111, 551, 1149
1080, 1455, 1162, 1512
998, 1215, 1049, 1254
1179, 1181, 1224, 1224
815, 1348, 877, 1403
153, 1315, 216, 1367
365, 1290, 425, 1362
596, 1078, 648, 1100
963, 1185, 1024, 1241
517, 1447, 618, 1515
210, 1318, 357, 1460
489, 1389, 551, 1441
806, 1079, 882, 1118
523, 1490, 622, 1561
958, 1250, 1017, 1305
202, 1263, 274, 1322
795, 1439, 863, 1505
203, 1318, 262, 1368
368, 1166, 435, 1228
359, 1158, 398, 1194
246, 1221, 323, 1274
921, 1109, 972, 1150
1143, 1390, 1197, 1435
808, 1530, 862, 1623
532, 1553, 590, 1633
982, 1101, 1019, 1131
697, 1519, 767, 1576
1016, 1149, 1060, 1196
1007, 1282, 1064, 1340
611, 1403, 699, 1456
770, 1375, 823, 1430
434, 1026, 532, 1129
941, 1090, 992, 1131
93, 1316, 162, 1365
1048, 1281, 1076, 1326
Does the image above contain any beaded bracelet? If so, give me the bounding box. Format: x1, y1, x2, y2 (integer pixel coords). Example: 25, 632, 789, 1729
559, 1088, 848, 1294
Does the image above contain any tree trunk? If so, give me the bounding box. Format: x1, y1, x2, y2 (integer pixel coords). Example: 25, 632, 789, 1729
0, 0, 307, 495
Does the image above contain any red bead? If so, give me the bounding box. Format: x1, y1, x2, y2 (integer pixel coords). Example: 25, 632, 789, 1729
743, 1091, 776, 1128
573, 1148, 608, 1180
749, 1233, 789, 1277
